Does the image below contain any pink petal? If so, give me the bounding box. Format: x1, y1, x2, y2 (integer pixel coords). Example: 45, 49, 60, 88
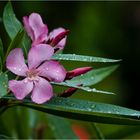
37, 60, 66, 82
6, 48, 28, 76
9, 78, 33, 100
31, 77, 53, 104
49, 28, 67, 50
28, 44, 54, 69
23, 16, 34, 40
29, 13, 48, 42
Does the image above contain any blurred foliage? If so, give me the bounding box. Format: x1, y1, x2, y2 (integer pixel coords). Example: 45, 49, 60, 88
0, 1, 140, 139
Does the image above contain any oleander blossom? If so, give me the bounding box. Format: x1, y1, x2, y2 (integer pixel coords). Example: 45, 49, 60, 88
6, 44, 66, 104
23, 13, 68, 51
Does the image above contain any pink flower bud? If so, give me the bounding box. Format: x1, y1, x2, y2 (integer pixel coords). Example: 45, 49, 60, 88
66, 67, 93, 80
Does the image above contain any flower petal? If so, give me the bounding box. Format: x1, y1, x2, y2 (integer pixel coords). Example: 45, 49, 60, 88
9, 78, 33, 100
31, 77, 53, 104
49, 28, 67, 50
28, 44, 54, 69
38, 60, 66, 82
23, 16, 34, 40
29, 13, 48, 42
6, 48, 28, 76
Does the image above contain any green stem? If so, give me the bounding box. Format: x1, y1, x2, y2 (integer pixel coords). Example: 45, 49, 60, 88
92, 123, 105, 140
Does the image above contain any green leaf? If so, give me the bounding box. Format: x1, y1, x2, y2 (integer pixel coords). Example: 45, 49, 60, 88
0, 39, 4, 71
0, 38, 4, 63
0, 73, 8, 98
3, 96, 140, 125
52, 54, 121, 63
3, 2, 31, 57
92, 123, 105, 139
21, 33, 31, 58
47, 114, 78, 139
3, 2, 22, 39
0, 134, 11, 139
52, 82, 114, 95
65, 65, 119, 86
5, 29, 24, 60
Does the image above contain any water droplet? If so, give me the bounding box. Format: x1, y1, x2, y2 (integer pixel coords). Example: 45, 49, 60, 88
19, 68, 21, 71
89, 57, 93, 61
46, 68, 49, 70
4, 85, 7, 88
91, 77, 94, 80
91, 104, 96, 109
87, 108, 92, 111
24, 79, 28, 83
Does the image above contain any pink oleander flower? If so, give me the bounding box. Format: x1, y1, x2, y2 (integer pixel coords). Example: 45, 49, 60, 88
6, 44, 66, 104
23, 13, 68, 51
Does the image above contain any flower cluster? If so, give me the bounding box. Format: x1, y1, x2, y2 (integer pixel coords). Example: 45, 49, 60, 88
6, 13, 92, 104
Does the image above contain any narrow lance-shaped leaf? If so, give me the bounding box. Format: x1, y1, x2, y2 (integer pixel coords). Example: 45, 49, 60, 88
3, 96, 140, 125
65, 65, 119, 86
3, 2, 22, 39
52, 82, 114, 95
0, 38, 4, 63
47, 114, 78, 139
0, 134, 11, 139
52, 54, 121, 63
21, 32, 31, 58
0, 39, 4, 71
3, 2, 31, 58
0, 73, 8, 98
4, 29, 24, 61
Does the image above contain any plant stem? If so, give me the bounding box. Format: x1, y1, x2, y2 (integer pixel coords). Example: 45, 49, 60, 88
92, 123, 105, 140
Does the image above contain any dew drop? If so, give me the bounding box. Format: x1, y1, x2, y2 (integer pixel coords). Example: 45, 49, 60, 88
89, 57, 93, 61
87, 108, 92, 111
91, 104, 96, 109
4, 85, 7, 88
24, 79, 28, 83
91, 77, 94, 80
